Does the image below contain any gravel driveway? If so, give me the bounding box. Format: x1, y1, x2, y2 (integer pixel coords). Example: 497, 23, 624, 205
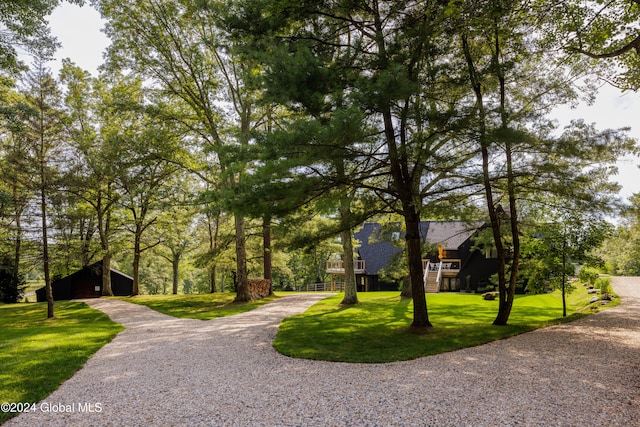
5, 277, 639, 426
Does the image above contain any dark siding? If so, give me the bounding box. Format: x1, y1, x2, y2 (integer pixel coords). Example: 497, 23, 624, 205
36, 281, 72, 302
110, 270, 133, 296
359, 274, 399, 291
458, 251, 499, 291
36, 261, 133, 301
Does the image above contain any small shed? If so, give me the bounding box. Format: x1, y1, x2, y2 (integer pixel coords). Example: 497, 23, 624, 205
36, 261, 133, 301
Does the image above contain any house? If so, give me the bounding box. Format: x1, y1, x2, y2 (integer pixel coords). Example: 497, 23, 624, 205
326, 221, 499, 293
36, 261, 133, 301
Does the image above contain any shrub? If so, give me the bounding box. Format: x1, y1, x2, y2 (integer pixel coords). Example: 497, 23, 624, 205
578, 266, 599, 286
482, 291, 498, 300
596, 276, 611, 299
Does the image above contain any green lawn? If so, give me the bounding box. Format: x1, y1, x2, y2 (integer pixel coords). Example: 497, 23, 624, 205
115, 292, 279, 320
273, 285, 618, 363
0, 301, 123, 424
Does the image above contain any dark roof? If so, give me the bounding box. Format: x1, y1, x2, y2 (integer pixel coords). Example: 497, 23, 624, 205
55, 261, 134, 283
355, 223, 403, 276
355, 221, 484, 275
422, 221, 484, 249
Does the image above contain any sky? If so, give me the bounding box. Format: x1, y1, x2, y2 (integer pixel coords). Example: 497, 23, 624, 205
45, 3, 639, 201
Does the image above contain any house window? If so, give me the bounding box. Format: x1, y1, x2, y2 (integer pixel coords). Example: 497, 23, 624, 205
94, 286, 100, 292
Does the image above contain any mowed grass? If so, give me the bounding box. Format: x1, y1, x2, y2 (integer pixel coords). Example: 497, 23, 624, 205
116, 292, 279, 320
274, 285, 618, 363
0, 302, 123, 424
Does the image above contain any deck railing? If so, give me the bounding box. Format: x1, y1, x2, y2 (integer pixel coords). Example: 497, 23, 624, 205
326, 259, 366, 274
304, 282, 345, 292
422, 259, 461, 274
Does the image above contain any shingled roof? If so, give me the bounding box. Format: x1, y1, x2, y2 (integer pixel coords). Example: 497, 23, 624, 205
422, 221, 484, 249
354, 223, 402, 276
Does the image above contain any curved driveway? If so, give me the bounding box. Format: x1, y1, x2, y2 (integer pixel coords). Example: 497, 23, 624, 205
6, 277, 639, 426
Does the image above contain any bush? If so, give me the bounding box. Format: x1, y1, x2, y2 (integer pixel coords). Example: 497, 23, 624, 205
596, 276, 611, 299
482, 291, 498, 300
578, 266, 599, 286
0, 258, 27, 303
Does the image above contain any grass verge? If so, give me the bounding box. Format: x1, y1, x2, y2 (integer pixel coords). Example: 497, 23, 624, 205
0, 301, 123, 424
115, 292, 279, 320
274, 285, 618, 363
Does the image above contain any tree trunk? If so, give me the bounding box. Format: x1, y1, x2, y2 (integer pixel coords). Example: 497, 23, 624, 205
400, 275, 412, 298
97, 193, 114, 296
80, 218, 93, 268
336, 164, 358, 305
12, 185, 22, 271
263, 215, 273, 295
41, 184, 54, 319
14, 214, 22, 274
493, 140, 520, 325
132, 226, 141, 296
172, 253, 180, 295
210, 265, 217, 293
493, 30, 520, 326
101, 253, 113, 296
207, 209, 220, 293
561, 232, 567, 317
462, 32, 513, 326
132, 253, 140, 295
404, 210, 431, 327
233, 103, 252, 302
233, 213, 250, 302
371, 6, 428, 326
340, 226, 358, 305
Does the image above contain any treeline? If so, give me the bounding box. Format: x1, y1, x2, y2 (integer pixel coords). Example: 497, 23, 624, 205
1, 0, 638, 326
599, 194, 640, 276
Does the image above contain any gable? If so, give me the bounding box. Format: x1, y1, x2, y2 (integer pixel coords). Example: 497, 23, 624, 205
423, 221, 483, 250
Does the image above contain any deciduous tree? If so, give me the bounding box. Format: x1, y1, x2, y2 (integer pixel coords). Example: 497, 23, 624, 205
60, 62, 125, 296
95, 0, 271, 301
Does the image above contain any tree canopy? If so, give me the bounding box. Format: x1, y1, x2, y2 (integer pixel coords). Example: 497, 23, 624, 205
0, 0, 637, 328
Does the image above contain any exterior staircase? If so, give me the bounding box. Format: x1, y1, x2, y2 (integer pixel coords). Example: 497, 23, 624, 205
423, 261, 441, 293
